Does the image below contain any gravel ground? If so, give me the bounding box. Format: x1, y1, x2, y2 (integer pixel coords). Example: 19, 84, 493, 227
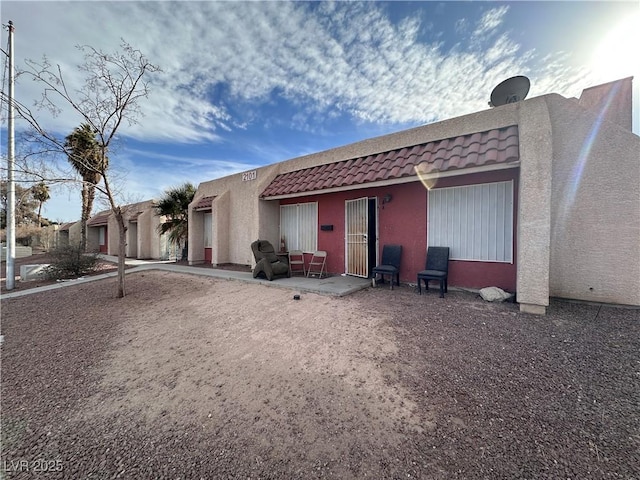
1, 270, 639, 479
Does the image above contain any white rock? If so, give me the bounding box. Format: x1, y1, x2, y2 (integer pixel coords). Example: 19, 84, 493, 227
480, 286, 513, 302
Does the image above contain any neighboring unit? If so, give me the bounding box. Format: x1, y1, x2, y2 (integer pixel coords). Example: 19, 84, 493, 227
84, 200, 174, 260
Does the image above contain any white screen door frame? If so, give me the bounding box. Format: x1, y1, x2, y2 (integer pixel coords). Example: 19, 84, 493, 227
345, 197, 369, 277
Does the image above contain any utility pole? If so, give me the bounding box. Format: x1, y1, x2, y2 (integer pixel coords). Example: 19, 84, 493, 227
5, 20, 16, 290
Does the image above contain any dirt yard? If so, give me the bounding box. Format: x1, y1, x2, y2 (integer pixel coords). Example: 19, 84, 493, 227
1, 271, 639, 479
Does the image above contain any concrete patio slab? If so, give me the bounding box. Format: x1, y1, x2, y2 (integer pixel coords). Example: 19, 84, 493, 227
1, 256, 372, 299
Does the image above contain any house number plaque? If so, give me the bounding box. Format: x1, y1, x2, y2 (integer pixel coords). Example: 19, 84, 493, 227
242, 170, 257, 182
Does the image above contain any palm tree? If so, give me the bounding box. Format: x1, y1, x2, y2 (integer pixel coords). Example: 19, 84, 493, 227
65, 123, 108, 251
155, 182, 196, 260
31, 182, 50, 227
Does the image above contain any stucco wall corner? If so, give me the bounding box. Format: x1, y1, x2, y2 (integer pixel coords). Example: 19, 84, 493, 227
515, 97, 554, 309
149, 213, 163, 260
519, 303, 547, 315
212, 191, 231, 265
546, 93, 640, 306
257, 198, 280, 260
137, 209, 152, 259
188, 203, 205, 265
68, 221, 82, 247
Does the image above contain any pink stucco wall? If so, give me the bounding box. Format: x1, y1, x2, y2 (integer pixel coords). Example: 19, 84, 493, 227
281, 168, 519, 291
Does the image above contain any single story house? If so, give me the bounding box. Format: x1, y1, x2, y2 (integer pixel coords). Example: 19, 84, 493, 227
87, 210, 111, 253
85, 200, 173, 260
52, 221, 81, 248
189, 77, 639, 314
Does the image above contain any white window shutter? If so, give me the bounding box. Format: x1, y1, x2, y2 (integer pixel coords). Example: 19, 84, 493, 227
428, 181, 513, 262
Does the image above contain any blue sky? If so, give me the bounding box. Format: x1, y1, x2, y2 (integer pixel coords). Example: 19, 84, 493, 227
2, 1, 639, 223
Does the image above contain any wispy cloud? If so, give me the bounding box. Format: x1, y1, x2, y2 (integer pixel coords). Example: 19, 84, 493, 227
7, 0, 628, 223
473, 6, 510, 38
6, 1, 591, 145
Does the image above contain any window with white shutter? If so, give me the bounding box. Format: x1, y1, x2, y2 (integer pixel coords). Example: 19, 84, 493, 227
428, 181, 513, 262
280, 202, 318, 252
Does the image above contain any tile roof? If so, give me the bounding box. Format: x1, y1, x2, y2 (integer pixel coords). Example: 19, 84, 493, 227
193, 196, 216, 211
59, 222, 75, 231
261, 126, 519, 198
87, 213, 110, 226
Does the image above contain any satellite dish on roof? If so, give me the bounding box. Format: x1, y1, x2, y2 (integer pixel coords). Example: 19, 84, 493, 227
489, 75, 530, 107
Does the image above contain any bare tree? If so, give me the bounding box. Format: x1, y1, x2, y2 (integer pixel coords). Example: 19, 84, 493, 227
2, 41, 159, 297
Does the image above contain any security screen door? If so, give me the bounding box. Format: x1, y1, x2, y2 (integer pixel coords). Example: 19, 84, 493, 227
345, 197, 369, 277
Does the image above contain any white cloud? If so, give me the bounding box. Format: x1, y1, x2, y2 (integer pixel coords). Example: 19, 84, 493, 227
455, 18, 469, 35
5, 0, 591, 144
473, 6, 510, 38
6, 1, 630, 223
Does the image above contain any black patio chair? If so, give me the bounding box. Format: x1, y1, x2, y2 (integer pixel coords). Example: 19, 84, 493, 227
251, 239, 290, 281
372, 244, 402, 290
417, 247, 450, 298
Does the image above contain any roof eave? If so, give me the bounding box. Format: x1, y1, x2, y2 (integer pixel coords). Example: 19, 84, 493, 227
261, 162, 520, 201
